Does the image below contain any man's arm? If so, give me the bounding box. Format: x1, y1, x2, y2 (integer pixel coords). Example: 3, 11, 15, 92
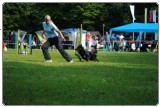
55, 28, 66, 42
42, 31, 47, 40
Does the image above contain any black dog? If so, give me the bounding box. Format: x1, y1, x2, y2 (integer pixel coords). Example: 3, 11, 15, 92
75, 44, 98, 62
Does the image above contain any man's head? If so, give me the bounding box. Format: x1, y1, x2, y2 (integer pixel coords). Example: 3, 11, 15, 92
45, 15, 51, 24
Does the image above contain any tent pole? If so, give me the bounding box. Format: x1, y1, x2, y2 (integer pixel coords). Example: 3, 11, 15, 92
139, 32, 143, 52
144, 8, 147, 40
154, 10, 156, 40
133, 19, 134, 41
103, 24, 105, 37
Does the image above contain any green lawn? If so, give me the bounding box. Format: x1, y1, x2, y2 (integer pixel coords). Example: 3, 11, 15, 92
3, 49, 158, 105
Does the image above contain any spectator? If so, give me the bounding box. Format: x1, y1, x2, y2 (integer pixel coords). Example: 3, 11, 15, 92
32, 40, 37, 49
131, 42, 136, 51
120, 33, 125, 51
100, 37, 106, 49
125, 41, 131, 51
121, 39, 126, 51
103, 31, 111, 51
120, 33, 124, 41
116, 34, 120, 40
114, 37, 120, 52
85, 32, 91, 50
110, 33, 116, 51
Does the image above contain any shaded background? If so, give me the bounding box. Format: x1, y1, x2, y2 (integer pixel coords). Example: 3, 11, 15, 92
3, 3, 158, 39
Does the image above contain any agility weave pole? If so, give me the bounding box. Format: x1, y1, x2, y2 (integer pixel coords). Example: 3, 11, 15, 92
18, 42, 31, 55
16, 29, 32, 55
74, 24, 83, 61
74, 29, 82, 61
3, 42, 31, 55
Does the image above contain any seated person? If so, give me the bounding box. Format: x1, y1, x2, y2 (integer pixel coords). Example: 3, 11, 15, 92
131, 42, 136, 51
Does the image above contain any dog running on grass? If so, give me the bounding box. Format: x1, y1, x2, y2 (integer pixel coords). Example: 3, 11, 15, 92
75, 44, 98, 62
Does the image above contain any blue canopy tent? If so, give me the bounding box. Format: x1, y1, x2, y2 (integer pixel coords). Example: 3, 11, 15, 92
110, 23, 158, 33
109, 23, 158, 51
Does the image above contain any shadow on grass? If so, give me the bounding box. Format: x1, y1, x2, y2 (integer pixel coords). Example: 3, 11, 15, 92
3, 60, 158, 105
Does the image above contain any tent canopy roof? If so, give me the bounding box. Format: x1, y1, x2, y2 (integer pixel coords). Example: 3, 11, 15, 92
110, 23, 158, 33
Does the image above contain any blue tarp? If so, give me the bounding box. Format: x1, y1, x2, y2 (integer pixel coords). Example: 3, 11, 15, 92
110, 23, 158, 33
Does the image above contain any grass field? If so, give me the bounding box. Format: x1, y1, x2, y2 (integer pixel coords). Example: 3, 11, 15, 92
3, 49, 158, 105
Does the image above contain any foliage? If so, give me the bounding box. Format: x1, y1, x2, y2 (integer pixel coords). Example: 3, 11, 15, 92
3, 3, 158, 38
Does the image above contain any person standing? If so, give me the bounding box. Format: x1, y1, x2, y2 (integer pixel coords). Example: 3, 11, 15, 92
41, 15, 73, 63
85, 32, 91, 50
119, 33, 125, 51
120, 33, 124, 41
103, 31, 111, 51
110, 33, 116, 51
32, 39, 37, 49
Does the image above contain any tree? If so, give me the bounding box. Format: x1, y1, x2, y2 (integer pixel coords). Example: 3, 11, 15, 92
3, 3, 158, 39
